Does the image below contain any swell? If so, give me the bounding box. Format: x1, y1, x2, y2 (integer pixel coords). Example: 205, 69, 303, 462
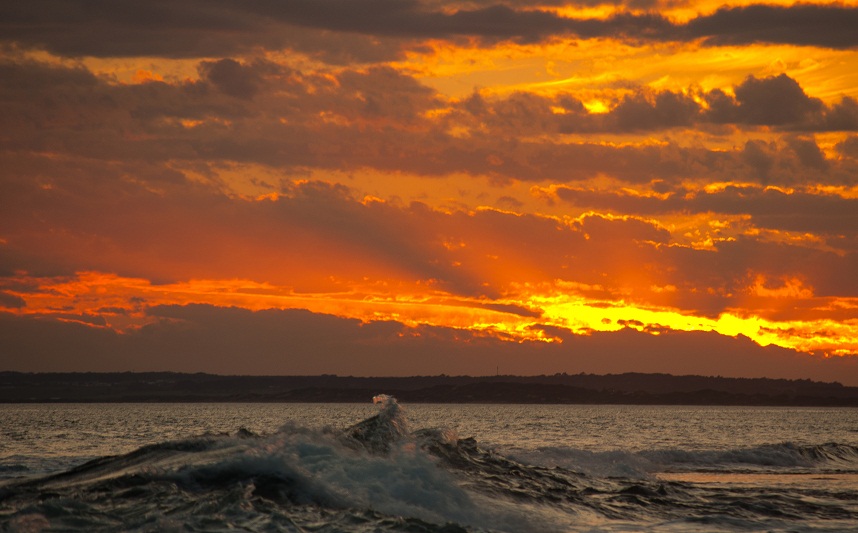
512, 442, 858, 478
2, 398, 857, 532
643, 442, 858, 472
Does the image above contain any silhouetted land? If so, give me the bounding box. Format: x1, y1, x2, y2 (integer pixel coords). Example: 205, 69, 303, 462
2, 372, 857, 405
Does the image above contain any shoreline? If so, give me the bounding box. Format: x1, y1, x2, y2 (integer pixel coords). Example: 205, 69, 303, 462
3, 371, 857, 406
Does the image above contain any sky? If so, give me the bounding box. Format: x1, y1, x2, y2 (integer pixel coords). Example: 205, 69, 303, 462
1, 0, 857, 384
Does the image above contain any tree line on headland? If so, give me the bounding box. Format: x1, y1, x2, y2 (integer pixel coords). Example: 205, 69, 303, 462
2, 372, 857, 406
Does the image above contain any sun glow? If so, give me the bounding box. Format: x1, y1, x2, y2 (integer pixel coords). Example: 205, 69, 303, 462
529, 290, 858, 356
3, 0, 858, 378
3, 272, 855, 358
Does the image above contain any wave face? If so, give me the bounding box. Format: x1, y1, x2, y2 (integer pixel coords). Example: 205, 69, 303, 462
643, 442, 858, 472
2, 399, 858, 532
511, 442, 858, 479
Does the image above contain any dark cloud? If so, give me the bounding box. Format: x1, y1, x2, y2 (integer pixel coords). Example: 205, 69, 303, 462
816, 97, 858, 131
785, 135, 828, 171
0, 0, 665, 55
610, 89, 700, 131
199, 59, 268, 99
686, 4, 858, 49
0, 58, 438, 166
475, 302, 542, 318
0, 291, 26, 309
725, 74, 823, 126
574, 213, 670, 244
0, 0, 269, 58
554, 184, 858, 241
257, 0, 574, 42
741, 139, 776, 183
837, 135, 858, 159
0, 0, 406, 63
1, 306, 855, 383
554, 90, 670, 133
2, 1, 857, 62
241, 1, 858, 50
510, 137, 853, 186
466, 75, 858, 135
461, 91, 568, 135
3, 60, 856, 189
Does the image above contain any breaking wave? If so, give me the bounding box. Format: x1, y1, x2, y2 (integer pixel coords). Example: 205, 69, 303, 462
1, 397, 857, 532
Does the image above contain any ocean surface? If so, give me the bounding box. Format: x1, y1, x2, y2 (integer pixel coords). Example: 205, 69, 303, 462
1, 400, 857, 532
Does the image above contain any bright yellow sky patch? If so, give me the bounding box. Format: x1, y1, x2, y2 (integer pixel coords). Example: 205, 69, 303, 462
403, 39, 858, 103
4, 271, 856, 357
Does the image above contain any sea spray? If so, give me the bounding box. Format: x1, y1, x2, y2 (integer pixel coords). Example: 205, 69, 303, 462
340, 394, 411, 453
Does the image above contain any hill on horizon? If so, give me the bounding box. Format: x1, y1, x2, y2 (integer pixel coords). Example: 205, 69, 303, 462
2, 371, 856, 405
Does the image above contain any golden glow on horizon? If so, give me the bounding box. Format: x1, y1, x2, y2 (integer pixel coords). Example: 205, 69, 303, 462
526, 289, 858, 356
2, 272, 856, 357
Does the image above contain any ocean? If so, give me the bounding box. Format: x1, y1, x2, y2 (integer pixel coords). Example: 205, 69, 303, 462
1, 399, 857, 532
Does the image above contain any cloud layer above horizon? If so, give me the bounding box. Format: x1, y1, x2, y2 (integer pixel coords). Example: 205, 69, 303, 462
1, 0, 857, 383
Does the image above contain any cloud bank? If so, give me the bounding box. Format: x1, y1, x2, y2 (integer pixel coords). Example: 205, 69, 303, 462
2, 305, 855, 384
1, 0, 856, 377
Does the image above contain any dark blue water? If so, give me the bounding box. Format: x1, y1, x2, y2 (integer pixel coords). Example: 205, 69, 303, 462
1, 400, 857, 531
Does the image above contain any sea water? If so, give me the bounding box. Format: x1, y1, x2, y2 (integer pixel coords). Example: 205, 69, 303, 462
1, 402, 857, 531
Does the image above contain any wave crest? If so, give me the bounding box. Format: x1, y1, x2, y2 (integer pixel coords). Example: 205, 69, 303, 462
341, 394, 410, 453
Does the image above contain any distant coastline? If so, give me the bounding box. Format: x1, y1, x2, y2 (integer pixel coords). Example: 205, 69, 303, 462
2, 371, 857, 406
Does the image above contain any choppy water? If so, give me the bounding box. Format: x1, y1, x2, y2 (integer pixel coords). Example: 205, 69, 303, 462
1, 401, 857, 532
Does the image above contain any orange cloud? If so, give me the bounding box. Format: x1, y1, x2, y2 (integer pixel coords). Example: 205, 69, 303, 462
2, 0, 857, 379
3, 268, 856, 360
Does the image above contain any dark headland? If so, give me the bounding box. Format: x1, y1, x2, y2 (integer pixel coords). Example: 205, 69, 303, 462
2, 372, 857, 406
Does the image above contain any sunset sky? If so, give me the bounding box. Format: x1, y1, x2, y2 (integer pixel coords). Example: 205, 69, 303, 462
1, 0, 857, 383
